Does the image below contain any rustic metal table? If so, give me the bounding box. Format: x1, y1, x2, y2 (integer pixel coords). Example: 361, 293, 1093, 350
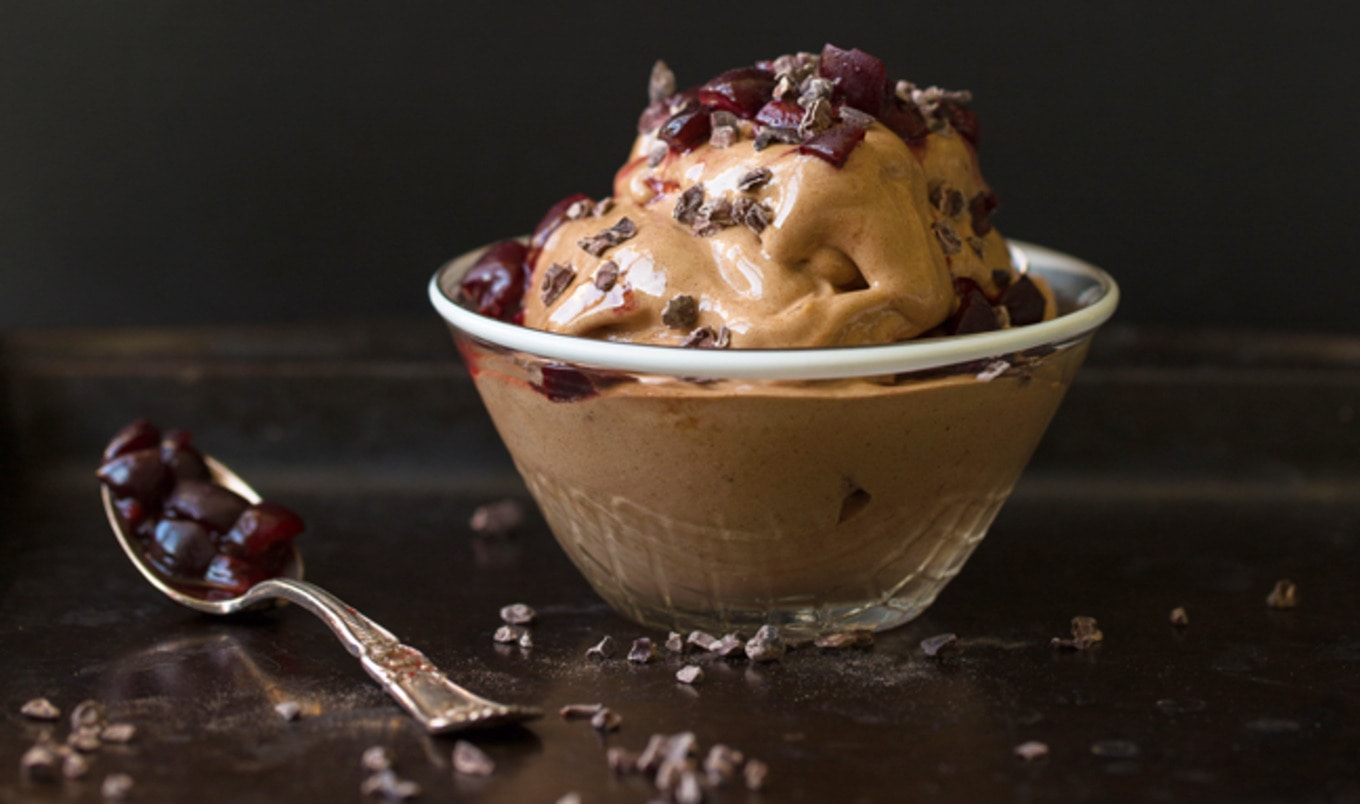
1, 322, 1357, 802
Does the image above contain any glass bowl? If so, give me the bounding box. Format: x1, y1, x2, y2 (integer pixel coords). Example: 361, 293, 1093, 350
430, 242, 1118, 637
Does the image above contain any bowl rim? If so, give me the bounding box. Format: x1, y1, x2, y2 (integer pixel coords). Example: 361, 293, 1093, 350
428, 240, 1119, 380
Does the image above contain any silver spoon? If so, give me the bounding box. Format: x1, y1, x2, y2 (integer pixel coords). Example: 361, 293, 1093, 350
101, 454, 541, 733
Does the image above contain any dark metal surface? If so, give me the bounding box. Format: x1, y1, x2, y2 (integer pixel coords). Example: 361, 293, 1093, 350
1, 322, 1358, 803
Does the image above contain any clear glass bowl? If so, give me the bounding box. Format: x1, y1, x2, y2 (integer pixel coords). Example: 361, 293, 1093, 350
430, 242, 1118, 637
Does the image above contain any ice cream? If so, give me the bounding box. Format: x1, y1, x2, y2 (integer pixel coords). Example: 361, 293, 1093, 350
460, 45, 1055, 349
436, 45, 1115, 636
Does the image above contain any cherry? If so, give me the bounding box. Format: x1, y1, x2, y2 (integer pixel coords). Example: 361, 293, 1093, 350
530, 195, 591, 251
755, 100, 804, 129
942, 100, 980, 145
149, 518, 216, 577
220, 503, 305, 562
818, 44, 888, 116
659, 110, 712, 152
458, 240, 529, 322
96, 449, 168, 503
969, 190, 999, 236
698, 67, 776, 119
1001, 275, 1047, 326
949, 279, 1001, 335
203, 554, 271, 597
533, 364, 598, 403
160, 429, 209, 482
102, 419, 160, 463
798, 125, 867, 168
877, 96, 930, 142
165, 479, 250, 534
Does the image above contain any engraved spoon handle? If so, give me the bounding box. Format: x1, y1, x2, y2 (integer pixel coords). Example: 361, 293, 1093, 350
242, 577, 539, 732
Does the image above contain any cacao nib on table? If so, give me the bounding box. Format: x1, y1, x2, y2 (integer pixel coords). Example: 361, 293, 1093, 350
96, 420, 305, 598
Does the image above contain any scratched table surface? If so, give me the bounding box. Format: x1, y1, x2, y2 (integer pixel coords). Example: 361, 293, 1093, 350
1, 321, 1357, 803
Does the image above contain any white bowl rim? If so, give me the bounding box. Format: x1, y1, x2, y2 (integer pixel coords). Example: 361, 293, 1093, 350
428, 240, 1119, 381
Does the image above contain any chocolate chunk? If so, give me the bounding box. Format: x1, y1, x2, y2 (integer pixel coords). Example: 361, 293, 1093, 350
1013, 741, 1050, 761
499, 603, 536, 625
593, 197, 614, 217
68, 727, 102, 752
62, 751, 89, 780
540, 262, 576, 306
680, 325, 729, 349
1266, 579, 1298, 609
662, 295, 698, 329
100, 723, 136, 744
101, 773, 135, 800
991, 268, 1013, 290
586, 635, 616, 660
360, 769, 420, 800
469, 499, 524, 535
673, 184, 705, 224
21, 743, 60, 782
361, 746, 393, 773
754, 126, 801, 150
71, 701, 106, 729
1052, 616, 1104, 650
1169, 606, 1190, 626
649, 60, 676, 103
703, 744, 745, 786
558, 703, 604, 719
920, 632, 959, 657
932, 220, 963, 255
693, 198, 734, 236
578, 217, 637, 257
590, 707, 622, 732
274, 701, 302, 721
737, 167, 773, 192
493, 624, 527, 645
745, 625, 786, 662
1001, 274, 1046, 326
452, 741, 495, 776
687, 631, 720, 651
929, 181, 966, 217
593, 261, 619, 291
675, 665, 703, 685
665, 631, 686, 653
20, 698, 60, 721
837, 106, 876, 130
712, 633, 746, 658
607, 746, 639, 774
744, 758, 770, 791
799, 96, 834, 136
709, 110, 740, 148
951, 288, 1001, 335
799, 75, 835, 104
814, 630, 875, 649
628, 637, 657, 664
738, 198, 771, 235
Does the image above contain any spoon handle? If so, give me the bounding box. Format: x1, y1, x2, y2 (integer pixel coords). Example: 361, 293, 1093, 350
245, 577, 540, 733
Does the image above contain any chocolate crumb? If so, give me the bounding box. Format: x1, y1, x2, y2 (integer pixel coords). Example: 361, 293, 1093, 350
469, 499, 524, 535
578, 217, 636, 257
21, 743, 60, 782
637, 734, 670, 772
687, 631, 720, 651
815, 630, 875, 650
969, 236, 986, 256
673, 184, 705, 224
102, 773, 135, 800
499, 603, 536, 625
704, 744, 745, 786
1266, 579, 1298, 609
710, 111, 740, 148
361, 746, 393, 773
606, 746, 639, 774
68, 727, 102, 753
100, 723, 136, 744
932, 220, 963, 254
1169, 606, 1190, 626
274, 701, 302, 721
20, 698, 60, 721
62, 751, 89, 780
662, 295, 698, 329
743, 757, 770, 791
540, 262, 576, 306
558, 703, 604, 720
754, 126, 801, 150
773, 73, 798, 101
518, 630, 533, 649
675, 770, 704, 804
649, 60, 676, 104
738, 167, 773, 192
693, 198, 735, 236
565, 198, 593, 220
745, 625, 786, 663
712, 633, 746, 658
1052, 616, 1104, 650
799, 76, 835, 104
799, 96, 834, 136
628, 637, 657, 664
452, 741, 495, 776
681, 325, 731, 349
742, 201, 771, 235
361, 770, 421, 800
590, 707, 622, 732
593, 261, 619, 291
70, 700, 107, 731
593, 197, 614, 217
920, 632, 959, 657
929, 181, 966, 217
675, 665, 703, 685
586, 635, 616, 660
1013, 741, 1050, 761
493, 624, 527, 645
665, 631, 686, 653
838, 106, 877, 130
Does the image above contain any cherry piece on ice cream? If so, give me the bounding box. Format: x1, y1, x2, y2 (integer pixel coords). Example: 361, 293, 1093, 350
755, 100, 805, 129
878, 96, 930, 142
699, 67, 776, 119
798, 125, 867, 168
459, 240, 530, 322
942, 100, 981, 145
818, 44, 888, 116
659, 110, 713, 152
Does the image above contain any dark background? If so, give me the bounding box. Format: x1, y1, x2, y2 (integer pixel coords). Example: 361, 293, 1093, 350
1, 2, 1356, 333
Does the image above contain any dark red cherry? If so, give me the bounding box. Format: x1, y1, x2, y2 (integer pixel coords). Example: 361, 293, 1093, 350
798, 125, 867, 168
755, 100, 805, 129
160, 429, 210, 482
878, 96, 930, 142
533, 364, 598, 403
950, 279, 1001, 335
149, 518, 216, 577
969, 190, 999, 236
1001, 275, 1047, 326
459, 239, 529, 322
220, 503, 305, 561
659, 110, 712, 152
102, 419, 160, 463
165, 479, 250, 534
203, 555, 271, 597
97, 449, 169, 503
818, 44, 888, 116
698, 67, 776, 119
941, 100, 980, 145
531, 195, 591, 251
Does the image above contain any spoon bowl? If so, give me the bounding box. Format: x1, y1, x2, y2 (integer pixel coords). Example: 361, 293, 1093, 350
102, 453, 541, 733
